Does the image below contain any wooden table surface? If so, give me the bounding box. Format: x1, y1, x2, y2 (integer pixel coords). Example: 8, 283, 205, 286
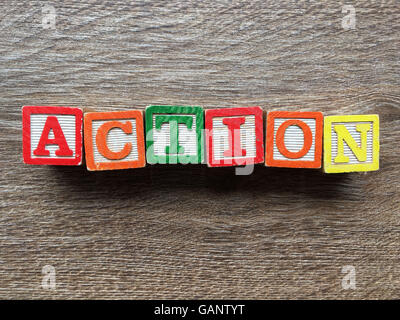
0, 0, 399, 299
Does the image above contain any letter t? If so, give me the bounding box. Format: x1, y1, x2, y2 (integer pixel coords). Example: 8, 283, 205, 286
155, 115, 194, 155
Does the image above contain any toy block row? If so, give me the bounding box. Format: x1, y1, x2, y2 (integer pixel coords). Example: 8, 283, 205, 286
22, 106, 380, 173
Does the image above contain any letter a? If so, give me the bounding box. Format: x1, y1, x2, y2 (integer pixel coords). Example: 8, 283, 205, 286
34, 116, 73, 156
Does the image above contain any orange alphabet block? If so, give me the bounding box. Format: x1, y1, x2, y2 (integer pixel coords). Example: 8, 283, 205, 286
265, 111, 323, 168
84, 110, 146, 171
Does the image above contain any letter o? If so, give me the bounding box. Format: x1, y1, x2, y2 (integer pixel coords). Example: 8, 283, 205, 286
276, 119, 312, 159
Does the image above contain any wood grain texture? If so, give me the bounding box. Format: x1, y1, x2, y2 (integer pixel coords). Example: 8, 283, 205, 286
0, 0, 399, 299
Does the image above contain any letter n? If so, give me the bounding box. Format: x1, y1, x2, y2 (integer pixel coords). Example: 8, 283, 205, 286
323, 115, 379, 173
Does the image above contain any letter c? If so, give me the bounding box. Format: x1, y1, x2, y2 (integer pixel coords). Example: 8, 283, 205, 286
96, 121, 132, 160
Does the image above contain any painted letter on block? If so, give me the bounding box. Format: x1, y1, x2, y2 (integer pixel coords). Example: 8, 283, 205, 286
145, 105, 204, 164
324, 115, 379, 173
84, 110, 146, 171
265, 111, 323, 168
22, 106, 83, 165
205, 107, 264, 167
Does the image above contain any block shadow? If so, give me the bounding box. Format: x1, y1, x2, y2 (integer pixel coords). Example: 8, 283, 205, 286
50, 163, 352, 202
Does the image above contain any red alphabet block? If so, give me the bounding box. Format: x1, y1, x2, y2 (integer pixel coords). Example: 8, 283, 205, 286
265, 111, 323, 168
22, 106, 83, 165
205, 107, 264, 167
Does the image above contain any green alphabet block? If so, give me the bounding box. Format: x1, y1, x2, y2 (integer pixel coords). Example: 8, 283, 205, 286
145, 105, 204, 164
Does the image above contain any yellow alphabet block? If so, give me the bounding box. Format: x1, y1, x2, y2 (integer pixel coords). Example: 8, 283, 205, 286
324, 115, 379, 173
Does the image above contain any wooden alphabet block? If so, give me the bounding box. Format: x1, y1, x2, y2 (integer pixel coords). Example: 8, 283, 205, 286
84, 110, 146, 171
323, 115, 379, 173
205, 106, 264, 167
265, 111, 323, 168
22, 106, 83, 165
145, 105, 204, 164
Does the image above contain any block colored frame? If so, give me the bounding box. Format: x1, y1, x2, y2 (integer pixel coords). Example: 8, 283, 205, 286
22, 106, 83, 165
84, 110, 146, 171
323, 114, 379, 173
266, 111, 323, 168
205, 106, 264, 167
145, 105, 204, 164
